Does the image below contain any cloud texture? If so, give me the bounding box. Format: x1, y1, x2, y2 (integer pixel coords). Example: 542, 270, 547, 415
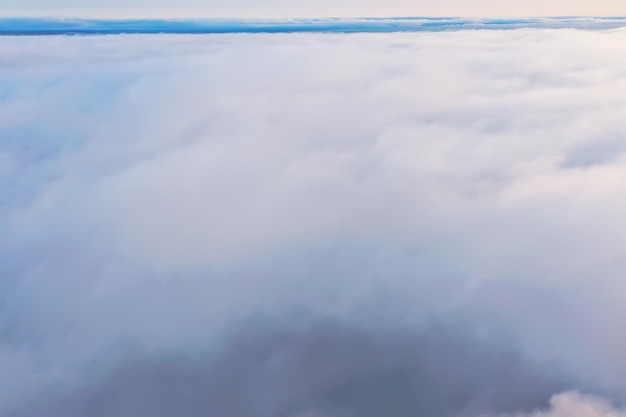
2, 28, 626, 416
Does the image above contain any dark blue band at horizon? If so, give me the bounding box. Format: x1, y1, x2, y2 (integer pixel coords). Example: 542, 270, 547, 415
1, 16, 626, 35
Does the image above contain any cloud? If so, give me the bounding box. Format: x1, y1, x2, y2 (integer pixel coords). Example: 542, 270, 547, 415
17, 319, 568, 417
2, 28, 626, 415
2, 17, 626, 35
509, 392, 626, 417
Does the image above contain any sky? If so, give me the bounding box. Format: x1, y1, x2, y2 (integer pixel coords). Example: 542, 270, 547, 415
3, 26, 626, 417
2, 0, 626, 18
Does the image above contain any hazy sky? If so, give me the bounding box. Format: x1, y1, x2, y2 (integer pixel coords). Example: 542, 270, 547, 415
2, 0, 626, 18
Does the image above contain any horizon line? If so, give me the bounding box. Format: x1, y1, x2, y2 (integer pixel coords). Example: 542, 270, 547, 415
1, 16, 625, 36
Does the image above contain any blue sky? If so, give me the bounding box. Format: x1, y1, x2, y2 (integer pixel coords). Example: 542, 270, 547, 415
2, 0, 626, 17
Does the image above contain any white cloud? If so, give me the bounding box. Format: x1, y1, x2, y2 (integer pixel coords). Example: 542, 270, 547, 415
2, 29, 626, 415
509, 392, 626, 417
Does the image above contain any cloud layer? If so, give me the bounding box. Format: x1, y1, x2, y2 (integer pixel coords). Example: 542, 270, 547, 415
2, 17, 626, 35
2, 28, 626, 416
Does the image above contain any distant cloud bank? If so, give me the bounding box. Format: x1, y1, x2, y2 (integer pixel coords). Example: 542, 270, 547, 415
1, 17, 626, 35
2, 28, 626, 416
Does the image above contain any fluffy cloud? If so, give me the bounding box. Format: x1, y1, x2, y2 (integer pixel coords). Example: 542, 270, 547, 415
2, 28, 626, 416
510, 392, 626, 417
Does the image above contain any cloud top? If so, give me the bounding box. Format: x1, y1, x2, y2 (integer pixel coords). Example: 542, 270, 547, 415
2, 29, 626, 415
